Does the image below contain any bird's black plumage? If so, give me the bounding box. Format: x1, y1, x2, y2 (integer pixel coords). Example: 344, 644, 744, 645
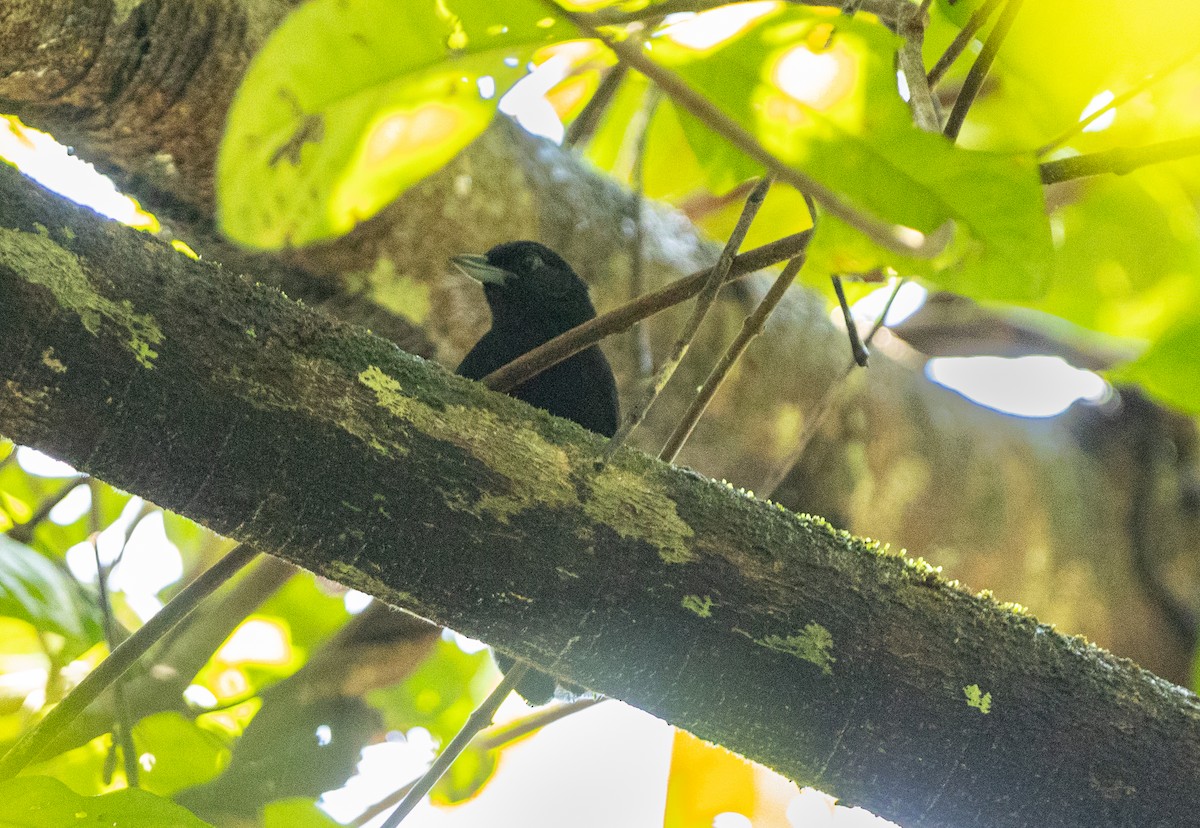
455, 241, 619, 438
453, 240, 619, 703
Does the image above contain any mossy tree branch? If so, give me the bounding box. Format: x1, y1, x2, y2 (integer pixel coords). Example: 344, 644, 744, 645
1, 155, 1198, 828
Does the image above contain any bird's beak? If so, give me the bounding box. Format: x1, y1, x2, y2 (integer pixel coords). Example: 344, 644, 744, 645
451, 254, 510, 286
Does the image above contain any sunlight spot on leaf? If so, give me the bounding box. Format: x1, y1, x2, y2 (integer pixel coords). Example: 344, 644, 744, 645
217, 617, 291, 665
773, 44, 852, 112
366, 104, 462, 165
660, 2, 778, 51
214, 668, 248, 698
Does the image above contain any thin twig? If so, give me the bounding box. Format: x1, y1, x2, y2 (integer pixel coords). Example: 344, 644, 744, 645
1037, 46, 1200, 157
474, 696, 604, 750
897, 5, 940, 132
832, 276, 869, 366
661, 253, 809, 464
92, 538, 139, 787
379, 665, 530, 828
942, 0, 1026, 141
564, 63, 629, 149
1039, 136, 1200, 184
629, 87, 661, 379
483, 231, 814, 393
926, 0, 1004, 88
604, 176, 774, 460
762, 278, 906, 498
553, 0, 947, 259
0, 543, 259, 781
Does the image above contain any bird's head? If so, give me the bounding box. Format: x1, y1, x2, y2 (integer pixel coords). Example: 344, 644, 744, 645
452, 241, 598, 335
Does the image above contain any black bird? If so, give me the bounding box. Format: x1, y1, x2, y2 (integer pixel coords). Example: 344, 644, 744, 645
453, 240, 619, 704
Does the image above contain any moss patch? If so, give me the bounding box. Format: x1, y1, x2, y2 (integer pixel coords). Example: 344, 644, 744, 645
756, 623, 835, 675
0, 228, 163, 369
586, 466, 694, 564
41, 348, 67, 374
963, 684, 992, 714
682, 594, 715, 617
357, 365, 694, 561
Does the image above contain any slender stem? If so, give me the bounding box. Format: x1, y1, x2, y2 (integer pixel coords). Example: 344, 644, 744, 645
378, 665, 530, 828
605, 176, 774, 460
0, 543, 259, 781
942, 0, 1026, 141
831, 276, 869, 367
762, 278, 906, 498
897, 6, 940, 132
474, 696, 604, 750
926, 0, 1004, 88
1039, 135, 1200, 184
553, 0, 945, 259
661, 253, 809, 464
564, 63, 629, 149
92, 539, 139, 787
629, 87, 661, 380
483, 231, 814, 393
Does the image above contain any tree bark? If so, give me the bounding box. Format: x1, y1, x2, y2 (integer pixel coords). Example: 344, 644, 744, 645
2, 156, 1199, 828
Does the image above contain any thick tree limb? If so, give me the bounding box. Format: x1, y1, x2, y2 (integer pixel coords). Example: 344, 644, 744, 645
1, 151, 1198, 828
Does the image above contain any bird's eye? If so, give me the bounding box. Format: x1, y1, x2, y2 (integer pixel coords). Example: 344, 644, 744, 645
526, 253, 544, 270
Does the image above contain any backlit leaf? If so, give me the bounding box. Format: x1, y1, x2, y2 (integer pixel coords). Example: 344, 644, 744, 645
218, 0, 576, 249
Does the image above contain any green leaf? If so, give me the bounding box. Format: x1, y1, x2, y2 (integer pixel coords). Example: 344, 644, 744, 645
582, 74, 710, 201
656, 7, 1052, 299
218, 0, 575, 249
175, 696, 380, 819
368, 638, 493, 738
0, 775, 212, 827
1034, 172, 1200, 340
1110, 309, 1200, 414
132, 712, 230, 797
433, 741, 496, 805
256, 571, 350, 654
0, 535, 102, 656
263, 799, 343, 828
